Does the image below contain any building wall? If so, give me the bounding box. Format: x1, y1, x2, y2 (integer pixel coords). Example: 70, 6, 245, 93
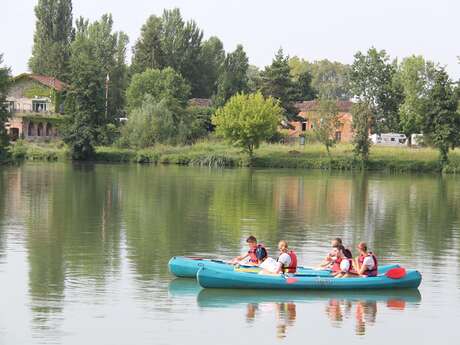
6, 78, 56, 113
289, 111, 354, 143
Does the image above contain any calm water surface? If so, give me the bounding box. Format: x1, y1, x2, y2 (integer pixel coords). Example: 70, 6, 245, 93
0, 163, 459, 344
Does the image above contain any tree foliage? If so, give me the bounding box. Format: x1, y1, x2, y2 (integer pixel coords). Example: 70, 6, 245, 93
260, 49, 297, 119
212, 92, 282, 158
29, 0, 73, 81
351, 102, 372, 163
126, 68, 191, 111
214, 45, 249, 106
421, 68, 460, 165
131, 8, 206, 97
350, 48, 403, 133
289, 57, 351, 100
312, 99, 340, 159
64, 14, 129, 158
397, 55, 436, 142
119, 96, 209, 148
196, 37, 225, 98
0, 55, 11, 160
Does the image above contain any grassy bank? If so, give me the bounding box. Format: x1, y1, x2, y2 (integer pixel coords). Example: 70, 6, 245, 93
6, 140, 460, 173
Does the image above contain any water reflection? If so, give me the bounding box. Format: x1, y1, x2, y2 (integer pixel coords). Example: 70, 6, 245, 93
0, 163, 459, 344
195, 285, 421, 338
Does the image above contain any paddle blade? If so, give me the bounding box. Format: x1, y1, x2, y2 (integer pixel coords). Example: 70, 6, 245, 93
286, 277, 299, 284
385, 267, 406, 279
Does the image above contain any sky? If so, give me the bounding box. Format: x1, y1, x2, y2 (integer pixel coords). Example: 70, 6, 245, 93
2, 0, 459, 79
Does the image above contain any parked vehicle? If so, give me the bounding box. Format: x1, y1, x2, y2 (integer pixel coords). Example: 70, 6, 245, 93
370, 133, 407, 146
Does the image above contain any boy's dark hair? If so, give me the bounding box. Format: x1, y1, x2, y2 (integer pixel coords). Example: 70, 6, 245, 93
335, 238, 343, 245
255, 246, 268, 261
343, 248, 353, 259
246, 235, 257, 243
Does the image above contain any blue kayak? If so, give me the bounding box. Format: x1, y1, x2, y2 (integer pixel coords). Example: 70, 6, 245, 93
196, 266, 422, 290
168, 256, 399, 278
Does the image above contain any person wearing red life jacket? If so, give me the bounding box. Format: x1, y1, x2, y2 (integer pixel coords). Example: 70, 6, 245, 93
319, 238, 343, 269
354, 242, 378, 277
275, 240, 297, 274
230, 235, 268, 265
333, 248, 354, 278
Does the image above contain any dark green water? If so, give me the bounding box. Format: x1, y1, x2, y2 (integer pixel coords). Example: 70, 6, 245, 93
0, 163, 459, 344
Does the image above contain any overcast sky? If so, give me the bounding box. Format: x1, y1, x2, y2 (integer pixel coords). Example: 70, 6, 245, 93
2, 0, 459, 79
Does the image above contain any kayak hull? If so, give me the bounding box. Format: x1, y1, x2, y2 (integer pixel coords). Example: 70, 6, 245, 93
168, 256, 399, 278
196, 266, 422, 290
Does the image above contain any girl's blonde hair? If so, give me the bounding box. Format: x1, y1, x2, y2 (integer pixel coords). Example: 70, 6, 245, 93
278, 240, 289, 251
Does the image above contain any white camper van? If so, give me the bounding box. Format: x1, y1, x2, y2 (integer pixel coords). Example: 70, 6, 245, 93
370, 133, 407, 146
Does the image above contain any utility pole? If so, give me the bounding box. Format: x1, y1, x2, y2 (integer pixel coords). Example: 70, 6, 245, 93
105, 73, 110, 119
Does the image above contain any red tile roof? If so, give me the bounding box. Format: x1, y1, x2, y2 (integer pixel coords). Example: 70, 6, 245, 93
295, 100, 354, 113
13, 73, 67, 92
188, 98, 212, 107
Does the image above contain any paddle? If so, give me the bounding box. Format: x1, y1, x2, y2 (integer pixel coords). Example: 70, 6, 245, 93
385, 267, 406, 279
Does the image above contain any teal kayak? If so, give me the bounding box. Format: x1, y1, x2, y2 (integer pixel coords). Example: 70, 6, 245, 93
197, 287, 422, 308
196, 266, 422, 290
168, 256, 399, 278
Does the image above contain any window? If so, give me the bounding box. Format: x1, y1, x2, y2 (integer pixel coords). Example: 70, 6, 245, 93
37, 123, 44, 137
28, 122, 34, 137
32, 100, 47, 113
46, 123, 52, 136
301, 122, 307, 131
335, 131, 342, 142
8, 101, 14, 113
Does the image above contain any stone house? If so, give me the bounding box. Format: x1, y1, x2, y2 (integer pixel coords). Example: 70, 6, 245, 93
289, 100, 354, 142
5, 73, 67, 141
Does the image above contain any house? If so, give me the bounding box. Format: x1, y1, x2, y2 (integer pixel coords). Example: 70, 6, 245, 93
5, 73, 67, 141
289, 100, 354, 142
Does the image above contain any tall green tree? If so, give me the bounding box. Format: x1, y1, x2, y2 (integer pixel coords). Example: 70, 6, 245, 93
214, 45, 249, 106
351, 102, 373, 164
126, 68, 191, 111
260, 48, 297, 119
292, 70, 316, 101
0, 55, 11, 160
131, 8, 204, 96
397, 55, 436, 144
350, 48, 403, 133
196, 36, 225, 98
29, 0, 73, 81
64, 15, 128, 158
421, 68, 460, 166
247, 65, 262, 93
212, 92, 282, 159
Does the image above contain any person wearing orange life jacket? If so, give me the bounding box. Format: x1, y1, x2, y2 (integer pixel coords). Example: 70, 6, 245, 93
230, 235, 268, 265
354, 242, 378, 277
275, 240, 297, 274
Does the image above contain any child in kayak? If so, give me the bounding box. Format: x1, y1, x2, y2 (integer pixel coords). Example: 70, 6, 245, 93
332, 248, 354, 278
319, 238, 344, 269
260, 240, 297, 274
230, 235, 268, 265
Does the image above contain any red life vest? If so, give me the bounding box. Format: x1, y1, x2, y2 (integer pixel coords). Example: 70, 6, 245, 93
358, 252, 378, 277
279, 250, 297, 273
248, 244, 266, 263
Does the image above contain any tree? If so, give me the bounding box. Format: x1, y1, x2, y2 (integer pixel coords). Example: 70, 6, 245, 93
312, 99, 340, 160
126, 68, 191, 111
212, 92, 282, 159
214, 45, 249, 106
29, 0, 73, 81
397, 56, 436, 145
119, 96, 209, 148
196, 36, 225, 98
0, 55, 11, 160
289, 57, 352, 100
350, 48, 403, 133
260, 48, 297, 119
352, 102, 373, 163
247, 65, 262, 93
292, 70, 316, 101
131, 8, 204, 96
421, 68, 460, 166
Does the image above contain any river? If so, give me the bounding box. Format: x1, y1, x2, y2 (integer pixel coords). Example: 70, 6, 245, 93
0, 163, 459, 344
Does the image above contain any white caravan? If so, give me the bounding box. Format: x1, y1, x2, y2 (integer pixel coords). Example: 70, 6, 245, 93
370, 133, 407, 146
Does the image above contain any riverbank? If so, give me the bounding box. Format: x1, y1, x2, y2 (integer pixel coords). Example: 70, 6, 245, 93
5, 140, 460, 173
